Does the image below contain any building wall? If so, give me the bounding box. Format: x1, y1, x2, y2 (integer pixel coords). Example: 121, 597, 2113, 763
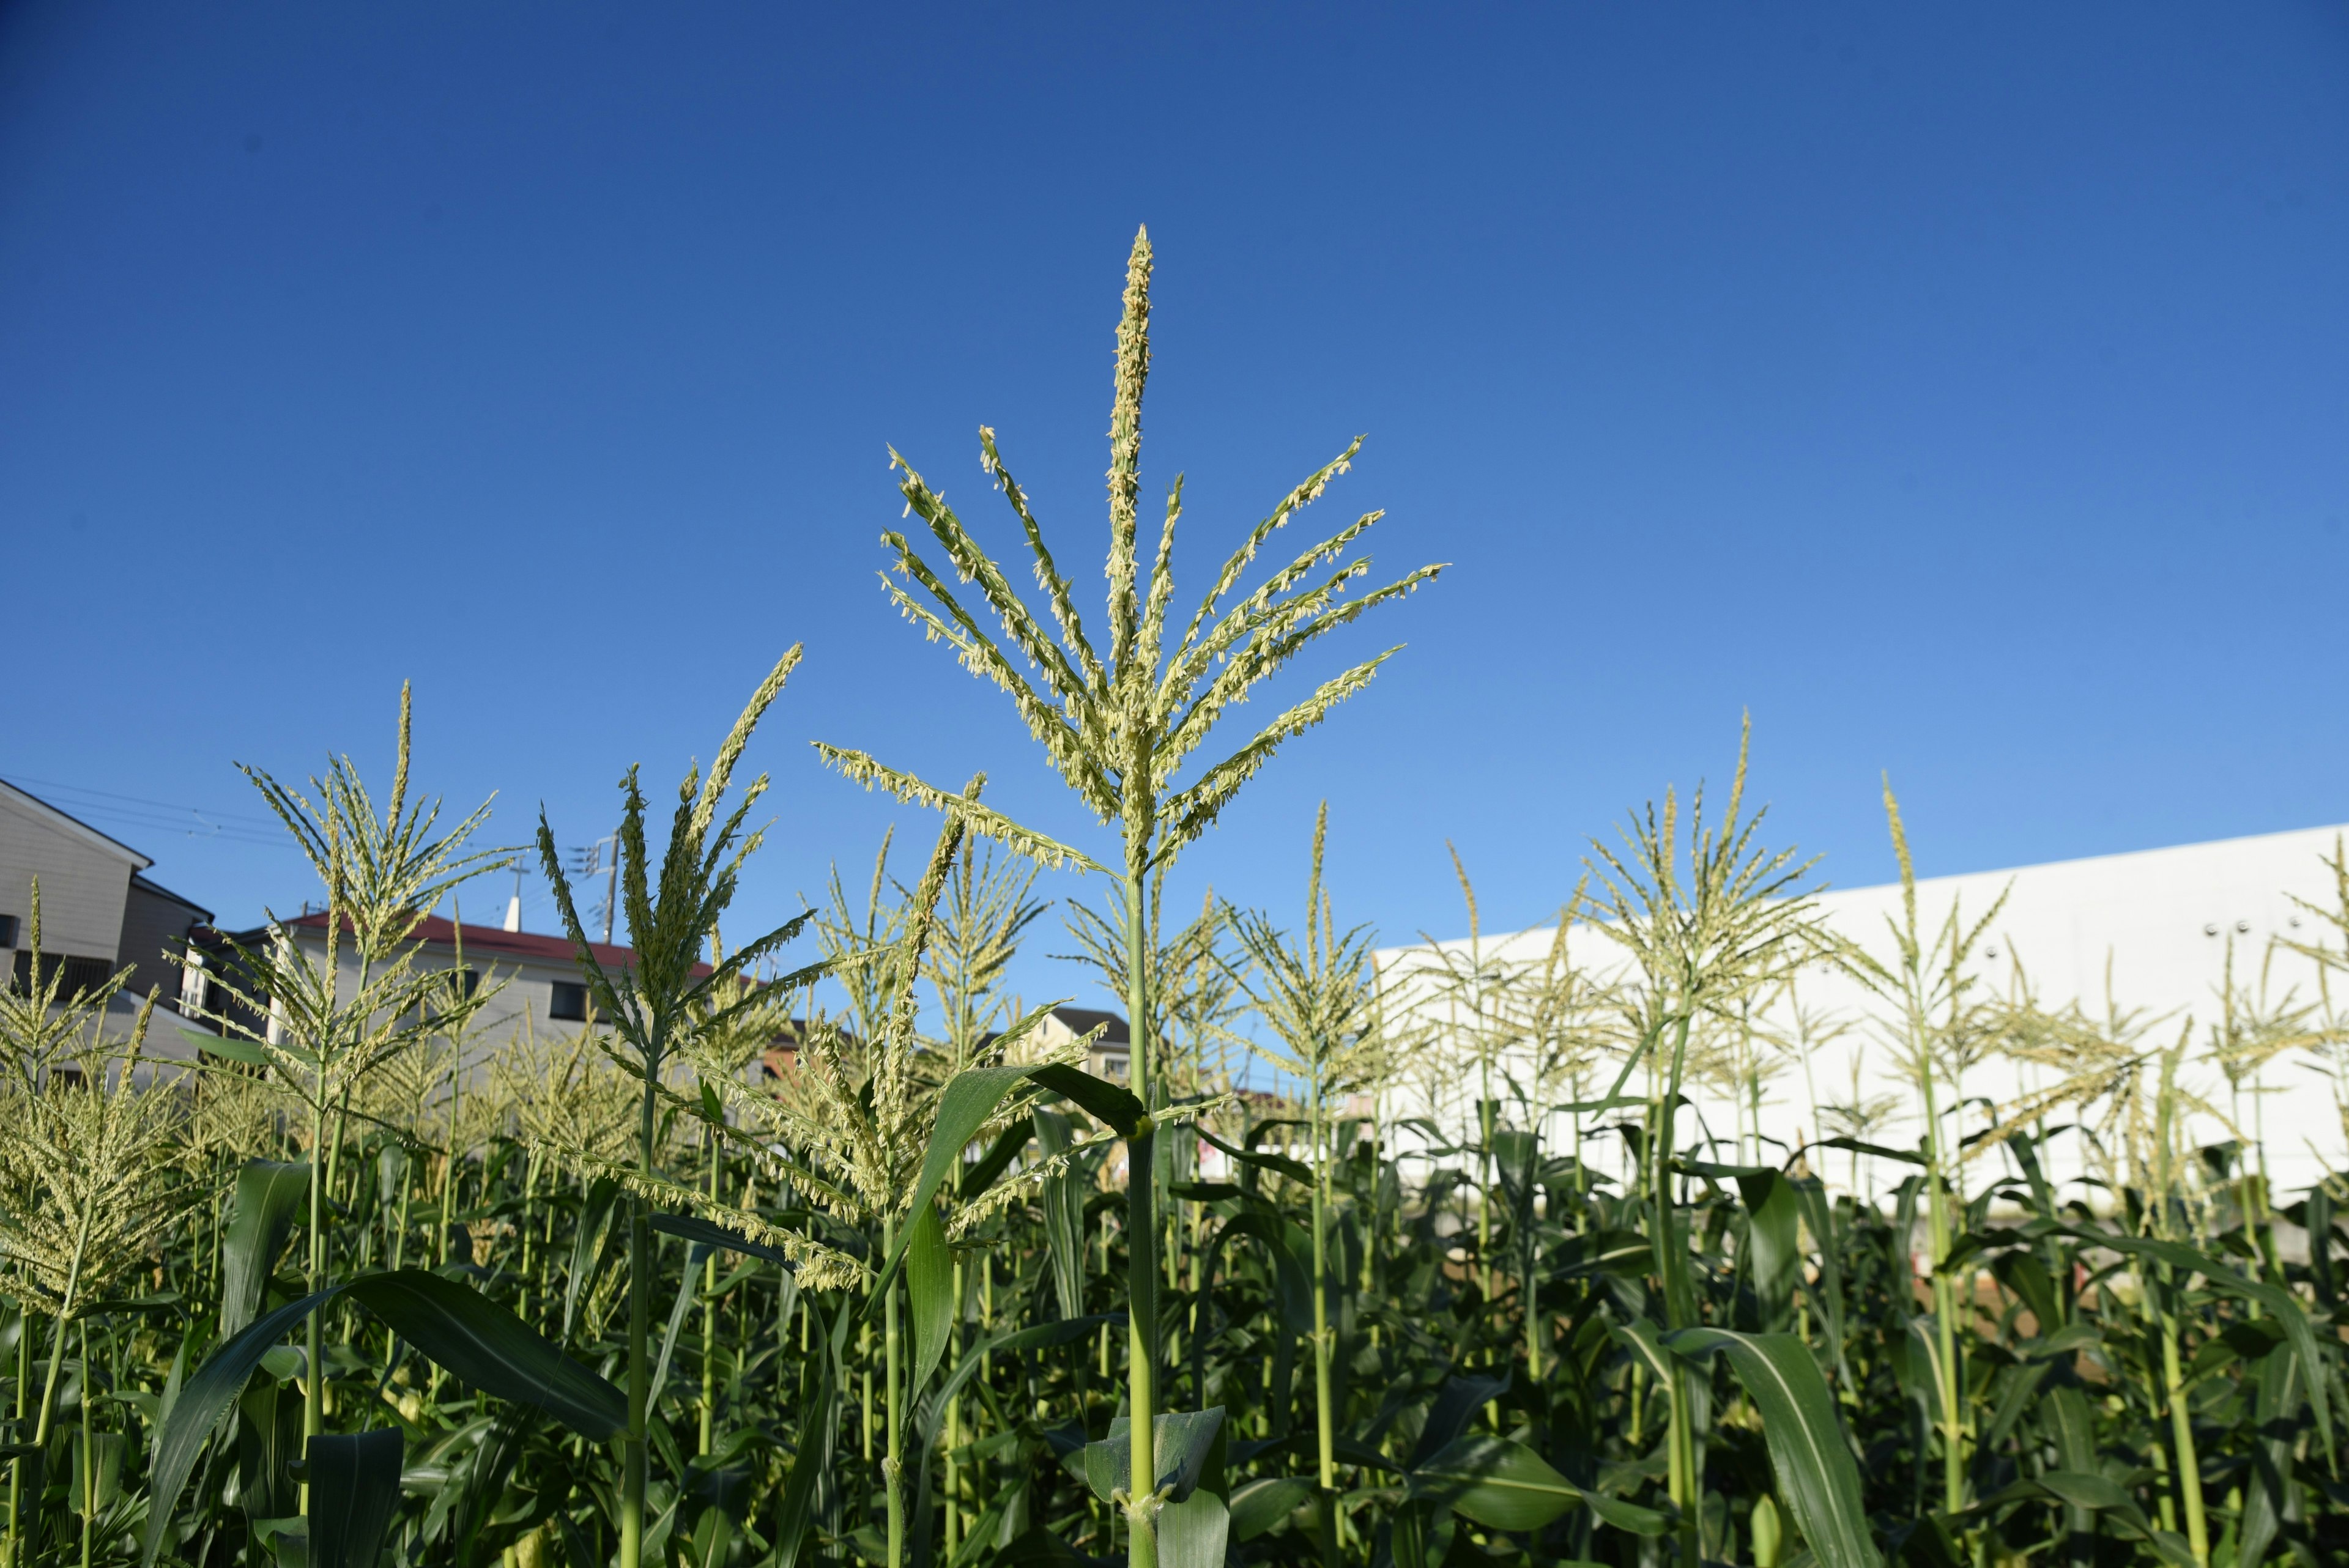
278, 930, 598, 1081
117, 878, 209, 1008
0, 788, 141, 963
1377, 821, 2349, 1200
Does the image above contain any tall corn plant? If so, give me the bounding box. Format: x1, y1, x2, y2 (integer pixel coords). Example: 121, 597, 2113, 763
1223, 804, 1382, 1568
203, 684, 505, 1451
536, 646, 828, 1568
0, 998, 176, 1568
1983, 983, 2322, 1568
1584, 727, 1850, 1568
146, 695, 632, 1568
818, 226, 1441, 1568
1839, 782, 2008, 1520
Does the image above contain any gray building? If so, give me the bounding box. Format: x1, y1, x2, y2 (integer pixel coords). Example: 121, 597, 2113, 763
1, 779, 213, 1030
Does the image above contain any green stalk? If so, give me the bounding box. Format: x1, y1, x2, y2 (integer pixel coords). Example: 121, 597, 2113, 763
27, 1205, 92, 1568
1650, 1009, 1701, 1568
620, 1051, 656, 1568
883, 1214, 904, 1568
1124, 863, 1160, 1568
305, 1090, 325, 1499
519, 1152, 541, 1326
700, 1135, 719, 1457
77, 1319, 91, 1568
1524, 1207, 1542, 1383
1914, 1045, 1964, 1517
2158, 1293, 2210, 1567
2150, 1049, 2208, 1567
6, 1299, 23, 1568
1310, 1084, 1338, 1568
946, 1256, 963, 1561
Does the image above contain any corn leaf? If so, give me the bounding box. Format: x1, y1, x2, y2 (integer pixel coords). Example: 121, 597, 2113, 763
907, 1198, 954, 1394
143, 1268, 622, 1568
1735, 1169, 1802, 1329
303, 1429, 403, 1568
1157, 1489, 1230, 1568
1663, 1328, 1879, 1568
220, 1161, 310, 1339
1408, 1435, 1579, 1531
1229, 1477, 1313, 1542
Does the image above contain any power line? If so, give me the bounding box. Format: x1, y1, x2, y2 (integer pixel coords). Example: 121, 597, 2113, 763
0, 772, 296, 851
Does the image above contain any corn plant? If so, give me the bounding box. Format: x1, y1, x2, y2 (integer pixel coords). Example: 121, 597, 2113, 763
1223, 804, 1385, 1568
12, 231, 2349, 1568
535, 646, 830, 1568
818, 226, 1442, 1568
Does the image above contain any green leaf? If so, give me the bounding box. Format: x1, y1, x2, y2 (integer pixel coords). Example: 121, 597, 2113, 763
1157, 1489, 1229, 1568
1085, 1408, 1226, 1504
344, 1271, 624, 1434
147, 1295, 312, 1568
221, 1161, 310, 1339
1026, 1062, 1146, 1136
1228, 1477, 1313, 1542
1967, 1472, 2191, 1566
910, 1313, 1118, 1568
143, 1269, 622, 1568
2072, 1229, 2336, 1463
1409, 1435, 1578, 1531
1663, 1329, 1880, 1568
1211, 1210, 1313, 1336
1391, 1500, 1454, 1568
1735, 1170, 1802, 1329
872, 1061, 1047, 1300
1408, 1432, 1671, 1537
187, 1029, 269, 1065
877, 1052, 1149, 1304
650, 1211, 792, 1267
1409, 1372, 1510, 1470
1034, 1111, 1086, 1322
773, 1299, 851, 1568
958, 1119, 1035, 1202
1198, 1125, 1312, 1185
1578, 1488, 1669, 1537
1169, 1182, 1242, 1203
907, 1199, 954, 1395
1809, 1136, 1926, 1167
2238, 1333, 2303, 1568
562, 1176, 622, 1342
1608, 1318, 1678, 1386
303, 1430, 403, 1568
254, 1517, 308, 1568
651, 1242, 710, 1397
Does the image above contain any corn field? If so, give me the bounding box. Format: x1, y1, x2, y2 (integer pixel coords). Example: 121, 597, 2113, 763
9, 231, 2349, 1568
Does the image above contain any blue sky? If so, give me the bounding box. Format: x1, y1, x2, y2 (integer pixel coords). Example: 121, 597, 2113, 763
3, 4, 2345, 1015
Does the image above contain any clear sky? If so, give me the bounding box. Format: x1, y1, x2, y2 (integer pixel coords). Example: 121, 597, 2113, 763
3, 5, 2345, 1015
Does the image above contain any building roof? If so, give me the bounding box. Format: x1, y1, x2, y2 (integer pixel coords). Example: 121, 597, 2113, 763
1054, 1005, 1130, 1046
130, 874, 213, 923
270, 910, 685, 974
0, 779, 155, 870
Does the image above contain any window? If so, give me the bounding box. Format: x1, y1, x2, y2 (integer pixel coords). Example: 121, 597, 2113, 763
457, 967, 482, 999
0, 915, 17, 949
549, 980, 588, 1022
9, 952, 113, 1000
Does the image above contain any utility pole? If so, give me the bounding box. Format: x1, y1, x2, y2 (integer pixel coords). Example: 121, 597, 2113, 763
567, 833, 623, 945
602, 829, 618, 944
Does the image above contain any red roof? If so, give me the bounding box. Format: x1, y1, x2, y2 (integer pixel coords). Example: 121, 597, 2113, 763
278, 911, 706, 975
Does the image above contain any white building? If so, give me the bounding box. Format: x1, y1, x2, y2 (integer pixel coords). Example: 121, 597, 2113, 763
1376, 822, 2349, 1202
